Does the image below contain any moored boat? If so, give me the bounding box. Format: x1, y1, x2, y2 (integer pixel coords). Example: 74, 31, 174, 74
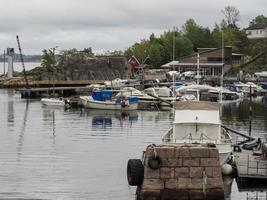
80, 89, 138, 111
162, 101, 232, 165
41, 97, 70, 107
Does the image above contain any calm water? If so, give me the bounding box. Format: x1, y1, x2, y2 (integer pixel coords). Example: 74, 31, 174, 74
0, 89, 267, 200
0, 62, 40, 74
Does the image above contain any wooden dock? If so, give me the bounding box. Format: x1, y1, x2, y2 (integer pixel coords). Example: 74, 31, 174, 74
234, 150, 267, 181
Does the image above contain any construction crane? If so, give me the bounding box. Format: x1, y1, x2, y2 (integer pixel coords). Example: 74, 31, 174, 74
16, 35, 29, 88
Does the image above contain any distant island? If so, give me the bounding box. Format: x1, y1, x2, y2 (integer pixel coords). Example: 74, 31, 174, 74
0, 53, 41, 62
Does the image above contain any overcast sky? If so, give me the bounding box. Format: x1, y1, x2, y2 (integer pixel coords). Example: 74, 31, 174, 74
0, 0, 266, 55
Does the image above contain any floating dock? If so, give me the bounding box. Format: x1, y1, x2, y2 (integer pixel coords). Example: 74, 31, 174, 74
234, 150, 267, 182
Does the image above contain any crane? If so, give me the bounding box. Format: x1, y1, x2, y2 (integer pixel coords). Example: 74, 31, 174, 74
16, 35, 29, 88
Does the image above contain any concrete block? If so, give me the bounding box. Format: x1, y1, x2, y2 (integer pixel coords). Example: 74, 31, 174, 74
183, 158, 200, 167
179, 148, 190, 158
160, 167, 175, 179
142, 179, 164, 190
164, 178, 178, 189
139, 189, 161, 200
144, 166, 160, 179
190, 167, 204, 178
207, 177, 224, 189
212, 167, 222, 177
190, 147, 209, 158
204, 167, 213, 178
189, 189, 206, 199
161, 158, 177, 167
155, 146, 175, 158
175, 167, 189, 178
177, 159, 183, 167
200, 158, 220, 167
160, 189, 189, 200
209, 148, 219, 158
177, 178, 190, 189
206, 188, 225, 200
189, 178, 203, 189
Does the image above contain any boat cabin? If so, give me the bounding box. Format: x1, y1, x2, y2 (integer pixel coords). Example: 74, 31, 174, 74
172, 101, 221, 143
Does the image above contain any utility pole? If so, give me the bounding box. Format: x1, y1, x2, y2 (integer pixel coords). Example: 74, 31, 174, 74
3, 50, 5, 76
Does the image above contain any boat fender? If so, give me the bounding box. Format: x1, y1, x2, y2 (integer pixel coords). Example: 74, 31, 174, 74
233, 145, 241, 152
127, 159, 144, 186
207, 143, 216, 148
148, 155, 162, 170
221, 163, 234, 176
121, 99, 129, 108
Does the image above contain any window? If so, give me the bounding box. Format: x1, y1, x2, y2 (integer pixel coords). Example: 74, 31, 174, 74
207, 57, 222, 62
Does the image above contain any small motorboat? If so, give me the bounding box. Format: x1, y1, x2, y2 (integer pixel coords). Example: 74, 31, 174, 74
41, 97, 71, 108
80, 89, 138, 111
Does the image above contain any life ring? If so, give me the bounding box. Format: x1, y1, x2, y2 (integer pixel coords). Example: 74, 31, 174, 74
148, 155, 162, 170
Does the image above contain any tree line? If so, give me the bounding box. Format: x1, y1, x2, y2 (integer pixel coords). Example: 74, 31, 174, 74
108, 6, 267, 70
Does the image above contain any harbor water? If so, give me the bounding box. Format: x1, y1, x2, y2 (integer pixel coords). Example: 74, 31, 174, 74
0, 89, 267, 199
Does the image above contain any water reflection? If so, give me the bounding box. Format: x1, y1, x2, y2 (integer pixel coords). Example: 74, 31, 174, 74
7, 90, 14, 125
81, 109, 138, 129
92, 116, 112, 128
223, 176, 234, 200
17, 99, 29, 158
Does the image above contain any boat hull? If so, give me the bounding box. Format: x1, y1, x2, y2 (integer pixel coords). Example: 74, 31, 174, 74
41, 98, 65, 106
80, 96, 138, 111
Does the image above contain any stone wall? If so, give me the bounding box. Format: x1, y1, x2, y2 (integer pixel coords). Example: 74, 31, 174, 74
137, 144, 224, 200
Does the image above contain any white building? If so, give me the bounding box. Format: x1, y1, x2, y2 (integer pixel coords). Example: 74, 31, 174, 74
245, 24, 267, 39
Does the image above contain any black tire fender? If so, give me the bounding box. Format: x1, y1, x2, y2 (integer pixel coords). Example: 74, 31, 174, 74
127, 159, 144, 186
148, 155, 162, 170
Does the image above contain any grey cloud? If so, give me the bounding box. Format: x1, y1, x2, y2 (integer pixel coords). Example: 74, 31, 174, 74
0, 0, 266, 54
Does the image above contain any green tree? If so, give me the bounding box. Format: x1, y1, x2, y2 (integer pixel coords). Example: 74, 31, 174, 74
182, 19, 214, 48
41, 49, 56, 73
250, 15, 267, 26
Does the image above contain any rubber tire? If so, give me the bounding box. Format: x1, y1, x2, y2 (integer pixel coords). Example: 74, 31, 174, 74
148, 155, 162, 170
127, 159, 144, 186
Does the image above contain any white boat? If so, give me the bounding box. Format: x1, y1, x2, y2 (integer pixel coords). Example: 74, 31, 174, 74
162, 101, 232, 165
176, 84, 242, 103
41, 97, 70, 107
80, 89, 138, 111
144, 87, 178, 110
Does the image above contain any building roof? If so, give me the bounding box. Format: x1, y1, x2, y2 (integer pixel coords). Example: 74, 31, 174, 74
161, 60, 179, 68
246, 24, 267, 30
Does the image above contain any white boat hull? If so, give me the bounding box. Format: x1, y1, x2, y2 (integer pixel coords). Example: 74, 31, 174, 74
41, 98, 66, 106
80, 96, 138, 111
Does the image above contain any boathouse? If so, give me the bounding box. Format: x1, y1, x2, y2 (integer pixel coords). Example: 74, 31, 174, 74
161, 47, 244, 78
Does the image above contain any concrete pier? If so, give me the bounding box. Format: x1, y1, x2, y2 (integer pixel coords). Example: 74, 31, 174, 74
136, 144, 224, 200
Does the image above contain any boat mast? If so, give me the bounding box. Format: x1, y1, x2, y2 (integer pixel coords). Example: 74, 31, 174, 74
172, 26, 176, 102
220, 30, 224, 103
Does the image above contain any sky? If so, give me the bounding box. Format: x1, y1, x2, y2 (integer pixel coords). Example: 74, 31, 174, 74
0, 0, 266, 55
